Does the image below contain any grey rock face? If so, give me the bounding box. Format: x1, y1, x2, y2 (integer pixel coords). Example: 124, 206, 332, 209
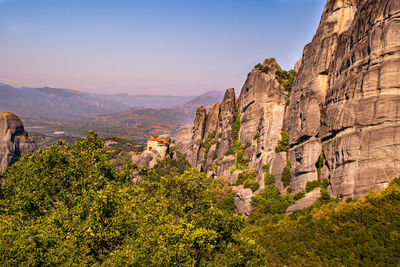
285, 188, 321, 215
175, 0, 400, 215
284, 0, 358, 193
0, 112, 37, 171
134, 150, 162, 169
238, 58, 286, 145
132, 133, 171, 169
218, 89, 237, 158
187, 106, 207, 168
175, 127, 193, 155
320, 0, 400, 199
217, 155, 235, 180
234, 187, 253, 216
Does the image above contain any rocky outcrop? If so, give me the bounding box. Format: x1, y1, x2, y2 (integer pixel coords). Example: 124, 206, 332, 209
0, 112, 37, 171
320, 0, 400, 199
285, 0, 400, 199
238, 58, 287, 188
132, 133, 171, 169
285, 188, 321, 215
217, 89, 237, 159
175, 0, 400, 214
284, 0, 358, 193
234, 187, 253, 216
175, 60, 288, 189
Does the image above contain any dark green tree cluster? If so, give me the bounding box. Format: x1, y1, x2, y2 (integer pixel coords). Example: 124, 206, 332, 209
275, 130, 289, 153
281, 158, 292, 188
231, 113, 241, 142
244, 179, 400, 266
254, 63, 270, 74
275, 69, 296, 92
0, 132, 265, 266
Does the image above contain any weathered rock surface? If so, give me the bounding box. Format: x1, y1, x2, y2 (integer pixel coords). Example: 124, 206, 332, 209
175, 0, 400, 214
285, 188, 321, 215
175, 127, 193, 155
132, 133, 171, 169
0, 112, 37, 171
234, 187, 254, 216
284, 0, 358, 193
319, 0, 400, 199
218, 89, 237, 159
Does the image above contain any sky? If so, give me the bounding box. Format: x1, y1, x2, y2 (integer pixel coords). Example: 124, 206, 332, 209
0, 0, 326, 96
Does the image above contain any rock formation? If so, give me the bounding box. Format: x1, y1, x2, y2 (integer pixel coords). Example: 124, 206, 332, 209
285, 188, 321, 215
175, 0, 400, 212
0, 112, 37, 171
132, 132, 172, 169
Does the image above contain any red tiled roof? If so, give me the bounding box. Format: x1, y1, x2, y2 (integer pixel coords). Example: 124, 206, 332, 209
148, 138, 169, 144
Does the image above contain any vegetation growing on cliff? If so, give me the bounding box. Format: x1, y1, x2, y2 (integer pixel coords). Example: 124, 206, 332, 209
275, 68, 296, 92
281, 158, 292, 188
231, 113, 241, 141
275, 130, 289, 153
254, 63, 270, 74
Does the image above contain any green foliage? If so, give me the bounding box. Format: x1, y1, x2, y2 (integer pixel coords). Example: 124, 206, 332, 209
275, 130, 289, 153
231, 113, 241, 141
306, 180, 321, 192
254, 63, 263, 69
253, 131, 259, 141
236, 168, 257, 186
255, 63, 270, 74
275, 68, 296, 92
262, 163, 275, 186
245, 179, 400, 266
104, 136, 145, 168
281, 158, 292, 188
0, 132, 265, 266
3, 129, 400, 266
227, 140, 250, 172
294, 191, 305, 201
208, 131, 216, 140
316, 151, 325, 180
244, 179, 260, 192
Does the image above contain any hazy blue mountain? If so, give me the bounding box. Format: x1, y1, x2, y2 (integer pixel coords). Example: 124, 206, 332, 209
0, 83, 216, 118
92, 93, 195, 109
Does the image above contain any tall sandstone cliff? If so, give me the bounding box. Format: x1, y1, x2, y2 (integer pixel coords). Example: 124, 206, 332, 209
175, 0, 400, 201
0, 112, 37, 171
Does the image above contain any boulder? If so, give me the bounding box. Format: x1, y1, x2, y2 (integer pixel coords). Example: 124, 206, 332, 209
0, 112, 37, 171
286, 188, 321, 215
234, 187, 254, 216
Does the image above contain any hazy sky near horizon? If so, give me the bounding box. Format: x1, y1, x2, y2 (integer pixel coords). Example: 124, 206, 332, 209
0, 0, 325, 96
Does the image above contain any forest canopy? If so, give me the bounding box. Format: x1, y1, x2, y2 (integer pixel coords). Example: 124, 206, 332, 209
0, 132, 399, 266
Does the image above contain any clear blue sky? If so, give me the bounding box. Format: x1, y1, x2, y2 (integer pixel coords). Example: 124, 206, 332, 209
0, 0, 326, 95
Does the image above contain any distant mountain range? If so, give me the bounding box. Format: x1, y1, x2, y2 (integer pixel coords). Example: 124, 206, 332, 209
0, 83, 216, 118
0, 82, 224, 141
89, 90, 225, 126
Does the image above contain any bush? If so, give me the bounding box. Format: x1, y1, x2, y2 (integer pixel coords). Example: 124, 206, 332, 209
244, 179, 260, 192
231, 114, 241, 141
281, 158, 292, 188
275, 69, 296, 92
208, 131, 216, 140
254, 63, 270, 74
294, 191, 305, 200
253, 132, 260, 141
275, 130, 289, 153
306, 180, 321, 192
236, 168, 257, 186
